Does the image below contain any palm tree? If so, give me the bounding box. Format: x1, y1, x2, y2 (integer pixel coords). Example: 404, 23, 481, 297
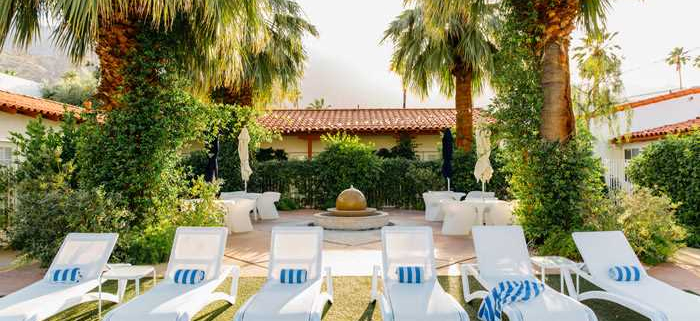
0, 0, 261, 110
572, 30, 623, 127
383, 4, 497, 151
307, 98, 327, 109
666, 47, 690, 89
695, 56, 700, 69
414, 0, 610, 143
212, 0, 317, 108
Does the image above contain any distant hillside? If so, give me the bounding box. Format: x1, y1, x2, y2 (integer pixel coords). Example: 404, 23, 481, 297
0, 26, 97, 83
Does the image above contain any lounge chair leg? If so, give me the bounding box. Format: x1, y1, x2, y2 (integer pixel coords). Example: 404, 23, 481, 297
371, 265, 380, 302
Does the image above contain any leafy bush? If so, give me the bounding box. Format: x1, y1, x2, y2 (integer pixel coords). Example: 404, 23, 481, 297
314, 133, 383, 208
277, 198, 301, 211
627, 131, 700, 246
0, 166, 16, 238
610, 188, 686, 264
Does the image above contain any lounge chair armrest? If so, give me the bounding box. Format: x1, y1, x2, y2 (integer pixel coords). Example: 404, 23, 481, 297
230, 265, 241, 302
371, 265, 381, 301
325, 267, 333, 299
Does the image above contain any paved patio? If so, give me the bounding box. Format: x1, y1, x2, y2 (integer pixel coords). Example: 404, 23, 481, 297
2, 209, 700, 297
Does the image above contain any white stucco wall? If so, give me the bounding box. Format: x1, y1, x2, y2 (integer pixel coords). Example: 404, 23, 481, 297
0, 112, 61, 164
590, 91, 700, 160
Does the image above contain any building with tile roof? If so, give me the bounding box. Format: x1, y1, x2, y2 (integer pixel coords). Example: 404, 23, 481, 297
258, 108, 484, 160
0, 90, 81, 166
591, 87, 700, 192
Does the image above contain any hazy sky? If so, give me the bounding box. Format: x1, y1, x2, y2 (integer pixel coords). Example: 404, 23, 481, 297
291, 0, 700, 108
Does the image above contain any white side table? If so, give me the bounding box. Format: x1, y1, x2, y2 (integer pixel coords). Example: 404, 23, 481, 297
102, 265, 156, 300
531, 256, 582, 293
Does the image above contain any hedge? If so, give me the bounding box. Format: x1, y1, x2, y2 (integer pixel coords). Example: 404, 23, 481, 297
627, 131, 700, 246
184, 145, 510, 210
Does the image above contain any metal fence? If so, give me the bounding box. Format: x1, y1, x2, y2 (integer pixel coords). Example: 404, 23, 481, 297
601, 158, 633, 195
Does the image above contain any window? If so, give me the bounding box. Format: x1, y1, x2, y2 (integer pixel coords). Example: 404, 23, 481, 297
0, 146, 12, 166
624, 148, 640, 161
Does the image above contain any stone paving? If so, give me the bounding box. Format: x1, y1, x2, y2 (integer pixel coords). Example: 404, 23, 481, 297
2, 209, 700, 296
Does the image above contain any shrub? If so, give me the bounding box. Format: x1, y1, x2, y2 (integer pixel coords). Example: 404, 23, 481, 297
40, 70, 97, 106
611, 188, 687, 264
627, 131, 700, 246
314, 133, 383, 208
277, 198, 301, 211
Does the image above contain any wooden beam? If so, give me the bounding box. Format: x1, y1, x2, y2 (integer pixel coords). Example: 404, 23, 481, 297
306, 137, 313, 160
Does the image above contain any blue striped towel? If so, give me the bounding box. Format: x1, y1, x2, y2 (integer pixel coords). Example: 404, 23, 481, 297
50, 267, 82, 284
396, 266, 423, 284
478, 279, 545, 321
173, 269, 206, 285
280, 269, 308, 284
608, 265, 642, 282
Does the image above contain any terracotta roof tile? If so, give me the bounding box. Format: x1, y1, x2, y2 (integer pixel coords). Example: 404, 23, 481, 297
617, 87, 700, 111
617, 116, 700, 143
258, 108, 484, 133
0, 90, 81, 120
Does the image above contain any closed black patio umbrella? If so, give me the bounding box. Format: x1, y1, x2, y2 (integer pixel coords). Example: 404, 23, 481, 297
441, 128, 453, 191
204, 135, 219, 182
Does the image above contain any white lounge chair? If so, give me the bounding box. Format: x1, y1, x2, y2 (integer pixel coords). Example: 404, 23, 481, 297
371, 226, 468, 321
572, 231, 700, 321
257, 192, 281, 220
462, 226, 597, 321
234, 226, 332, 321
103, 227, 237, 321
0, 233, 119, 321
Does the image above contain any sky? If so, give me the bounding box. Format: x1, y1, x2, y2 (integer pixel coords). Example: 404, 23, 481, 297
289, 0, 700, 108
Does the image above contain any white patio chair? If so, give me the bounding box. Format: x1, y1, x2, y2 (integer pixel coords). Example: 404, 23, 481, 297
219, 191, 247, 200
257, 192, 281, 220
423, 192, 458, 221
234, 226, 332, 321
103, 227, 238, 321
0, 233, 119, 321
483, 201, 514, 226
571, 231, 700, 321
441, 201, 480, 235
220, 199, 257, 233
465, 191, 496, 199
371, 226, 468, 321
462, 226, 597, 321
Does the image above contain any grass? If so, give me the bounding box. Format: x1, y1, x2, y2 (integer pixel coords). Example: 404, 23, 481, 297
49, 275, 651, 321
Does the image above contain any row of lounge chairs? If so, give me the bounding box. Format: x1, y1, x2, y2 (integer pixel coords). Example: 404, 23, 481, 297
1, 226, 698, 320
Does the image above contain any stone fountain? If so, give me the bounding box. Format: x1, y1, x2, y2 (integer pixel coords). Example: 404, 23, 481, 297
313, 186, 390, 230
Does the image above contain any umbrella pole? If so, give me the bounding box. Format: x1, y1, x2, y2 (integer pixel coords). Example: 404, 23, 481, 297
447, 178, 451, 191
244, 180, 248, 193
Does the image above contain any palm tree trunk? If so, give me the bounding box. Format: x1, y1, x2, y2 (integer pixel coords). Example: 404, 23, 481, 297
540, 39, 576, 142
678, 65, 683, 89
454, 66, 474, 151
95, 18, 140, 111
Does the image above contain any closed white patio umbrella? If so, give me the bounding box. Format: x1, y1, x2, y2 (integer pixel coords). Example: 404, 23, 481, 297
238, 127, 253, 192
473, 125, 493, 196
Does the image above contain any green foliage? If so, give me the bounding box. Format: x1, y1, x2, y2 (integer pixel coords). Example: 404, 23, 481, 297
255, 147, 288, 162
8, 117, 131, 265
40, 71, 97, 106
375, 134, 417, 160
277, 198, 301, 211
76, 29, 211, 224
627, 131, 700, 246
490, 3, 609, 258
315, 133, 383, 208
0, 166, 16, 241
610, 188, 686, 264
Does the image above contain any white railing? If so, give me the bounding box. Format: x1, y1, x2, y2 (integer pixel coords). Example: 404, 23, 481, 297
601, 158, 633, 194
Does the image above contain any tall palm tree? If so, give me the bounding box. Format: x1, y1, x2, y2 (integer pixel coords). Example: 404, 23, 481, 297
0, 0, 261, 110
383, 4, 497, 151
666, 47, 690, 89
213, 0, 317, 108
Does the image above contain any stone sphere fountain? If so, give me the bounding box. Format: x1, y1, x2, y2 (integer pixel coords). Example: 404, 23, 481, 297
313, 186, 390, 230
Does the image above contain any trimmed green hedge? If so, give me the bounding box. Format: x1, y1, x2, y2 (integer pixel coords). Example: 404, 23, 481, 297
184, 137, 510, 210
627, 131, 700, 246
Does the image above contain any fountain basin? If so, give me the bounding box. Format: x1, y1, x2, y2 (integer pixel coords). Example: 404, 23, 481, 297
313, 211, 390, 230
326, 207, 379, 217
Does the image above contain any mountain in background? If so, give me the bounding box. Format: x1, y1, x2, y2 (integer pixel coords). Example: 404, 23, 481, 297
0, 26, 96, 83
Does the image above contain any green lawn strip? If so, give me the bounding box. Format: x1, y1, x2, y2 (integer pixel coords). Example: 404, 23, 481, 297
49, 276, 650, 321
